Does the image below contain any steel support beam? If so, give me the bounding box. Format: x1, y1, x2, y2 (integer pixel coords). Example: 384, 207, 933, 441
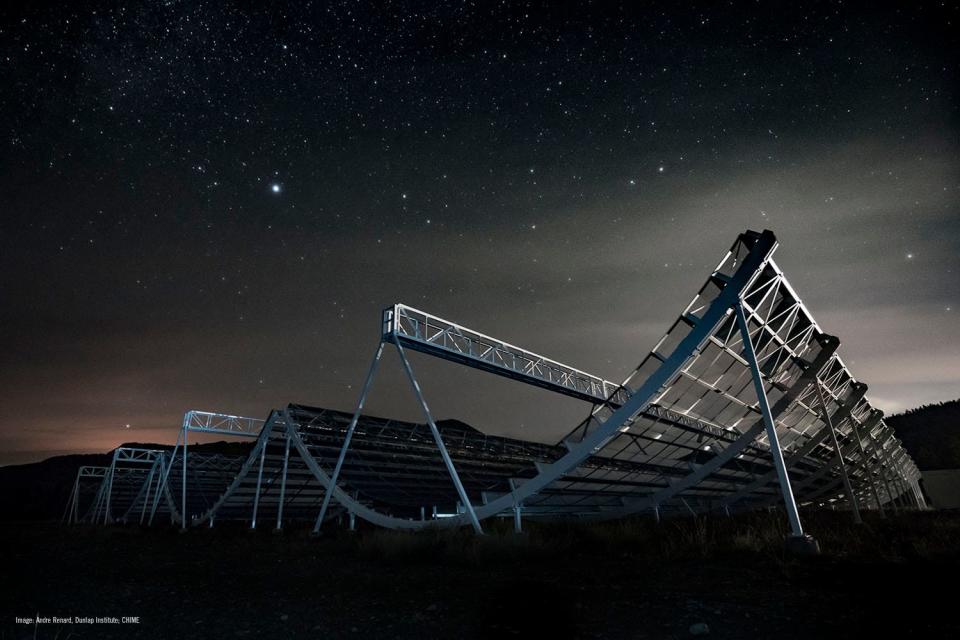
149, 430, 181, 526
102, 453, 118, 525
275, 432, 292, 530
250, 435, 268, 529
735, 302, 804, 538
814, 380, 861, 524
853, 412, 886, 515
312, 342, 385, 533
395, 341, 483, 534
720, 342, 848, 508
181, 420, 188, 530
139, 459, 159, 525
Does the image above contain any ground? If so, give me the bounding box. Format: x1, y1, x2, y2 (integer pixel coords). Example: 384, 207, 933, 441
1, 510, 958, 639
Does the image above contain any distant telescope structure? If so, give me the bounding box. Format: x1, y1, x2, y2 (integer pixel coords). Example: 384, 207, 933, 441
65, 230, 925, 550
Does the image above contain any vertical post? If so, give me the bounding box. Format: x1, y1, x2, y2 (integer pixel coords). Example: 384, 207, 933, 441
814, 381, 862, 524
95, 474, 111, 524
140, 459, 159, 525
420, 506, 425, 521
63, 473, 80, 524
904, 475, 918, 508
896, 478, 911, 509
149, 435, 181, 526
69, 480, 78, 524
275, 433, 292, 530
852, 411, 885, 516
89, 481, 103, 524
349, 511, 356, 531
653, 504, 661, 524
250, 434, 268, 529
860, 440, 889, 510
735, 303, 806, 540
103, 452, 118, 525
73, 479, 81, 523
313, 342, 386, 533
874, 441, 899, 512
913, 479, 926, 508
508, 478, 523, 533
395, 341, 484, 535
181, 420, 189, 530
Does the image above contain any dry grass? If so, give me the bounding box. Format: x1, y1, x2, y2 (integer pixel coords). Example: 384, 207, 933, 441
351, 507, 960, 566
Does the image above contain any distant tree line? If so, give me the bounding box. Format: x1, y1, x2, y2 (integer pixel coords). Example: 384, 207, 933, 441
886, 399, 960, 470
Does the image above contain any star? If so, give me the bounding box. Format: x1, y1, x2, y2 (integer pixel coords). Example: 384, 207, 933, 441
270, 183, 282, 194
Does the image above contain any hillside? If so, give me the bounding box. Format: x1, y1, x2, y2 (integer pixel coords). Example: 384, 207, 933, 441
887, 399, 960, 471
0, 441, 252, 522
2, 402, 956, 524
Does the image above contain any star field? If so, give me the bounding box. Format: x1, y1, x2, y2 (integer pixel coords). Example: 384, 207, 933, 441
0, 2, 957, 464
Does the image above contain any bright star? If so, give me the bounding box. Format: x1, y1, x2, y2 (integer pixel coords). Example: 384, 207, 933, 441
271, 183, 282, 194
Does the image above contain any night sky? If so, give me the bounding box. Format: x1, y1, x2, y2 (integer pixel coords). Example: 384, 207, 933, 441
1, 2, 957, 465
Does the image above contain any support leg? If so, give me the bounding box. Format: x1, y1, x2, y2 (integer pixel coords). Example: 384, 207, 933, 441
103, 453, 118, 525
313, 342, 385, 533
814, 381, 862, 524
853, 414, 885, 516
912, 480, 926, 509
250, 434, 268, 529
395, 342, 484, 535
90, 480, 105, 524
140, 460, 159, 525
735, 303, 815, 552
149, 438, 180, 526
275, 433, 292, 530
63, 474, 80, 524
878, 446, 902, 513
181, 425, 189, 530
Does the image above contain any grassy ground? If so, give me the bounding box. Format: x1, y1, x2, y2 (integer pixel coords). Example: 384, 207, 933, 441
1, 509, 958, 639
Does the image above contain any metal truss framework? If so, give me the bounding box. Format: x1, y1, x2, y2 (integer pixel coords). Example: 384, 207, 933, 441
63, 466, 107, 525
69, 229, 925, 538
146, 411, 262, 529
65, 448, 169, 525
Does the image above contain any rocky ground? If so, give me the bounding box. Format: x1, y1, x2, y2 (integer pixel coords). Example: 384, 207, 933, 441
1, 510, 958, 639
